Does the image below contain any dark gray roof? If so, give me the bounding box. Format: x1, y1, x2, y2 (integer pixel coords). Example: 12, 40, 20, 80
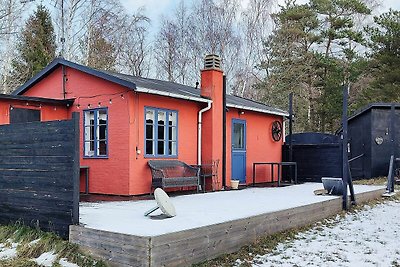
349, 103, 400, 121
13, 58, 288, 117
101, 71, 206, 101
13, 58, 136, 96
101, 70, 288, 116
0, 93, 73, 106
225, 94, 288, 116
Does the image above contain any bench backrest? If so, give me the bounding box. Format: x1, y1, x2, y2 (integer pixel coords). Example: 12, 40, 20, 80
148, 160, 198, 178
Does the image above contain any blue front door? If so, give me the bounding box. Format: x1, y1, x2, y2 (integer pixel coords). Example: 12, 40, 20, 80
231, 119, 246, 184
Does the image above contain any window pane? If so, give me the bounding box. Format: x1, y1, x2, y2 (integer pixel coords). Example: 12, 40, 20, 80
98, 110, 107, 124
84, 111, 94, 126
84, 126, 94, 141
168, 141, 177, 155
157, 141, 165, 155
99, 125, 107, 140
146, 110, 154, 123
98, 141, 107, 155
233, 123, 244, 149
146, 124, 153, 139
168, 126, 177, 141
158, 125, 165, 140
146, 140, 154, 155
169, 112, 177, 126
158, 111, 166, 125
85, 141, 94, 156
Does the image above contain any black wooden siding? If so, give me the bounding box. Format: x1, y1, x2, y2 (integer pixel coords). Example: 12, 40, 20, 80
9, 107, 41, 123
283, 143, 341, 182
370, 109, 400, 177
348, 110, 372, 178
0, 113, 79, 238
348, 106, 400, 179
283, 133, 342, 182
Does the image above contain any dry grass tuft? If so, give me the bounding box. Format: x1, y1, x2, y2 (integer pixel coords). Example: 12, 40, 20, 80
0, 223, 107, 267
353, 177, 387, 185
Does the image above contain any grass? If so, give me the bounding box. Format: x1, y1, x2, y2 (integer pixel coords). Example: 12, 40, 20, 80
194, 213, 348, 267
352, 177, 387, 185
196, 178, 400, 267
0, 223, 107, 267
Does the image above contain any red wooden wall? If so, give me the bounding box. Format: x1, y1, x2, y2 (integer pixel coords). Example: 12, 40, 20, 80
12, 64, 285, 195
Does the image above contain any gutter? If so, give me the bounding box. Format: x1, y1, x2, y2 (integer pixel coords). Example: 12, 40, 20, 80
198, 101, 212, 165
136, 86, 288, 117
226, 103, 289, 117
136, 86, 210, 103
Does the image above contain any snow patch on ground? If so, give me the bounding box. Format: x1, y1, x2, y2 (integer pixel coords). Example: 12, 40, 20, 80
33, 251, 80, 267
0, 240, 80, 266
59, 258, 80, 267
251, 200, 400, 266
28, 238, 41, 246
0, 242, 18, 260
79, 183, 384, 236
33, 251, 57, 267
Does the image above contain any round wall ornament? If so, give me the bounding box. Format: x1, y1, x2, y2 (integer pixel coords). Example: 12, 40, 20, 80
272, 121, 283, 141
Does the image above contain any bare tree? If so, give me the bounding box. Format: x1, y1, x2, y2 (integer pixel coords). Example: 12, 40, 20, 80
154, 0, 242, 89
154, 1, 194, 83
117, 8, 150, 77
190, 0, 241, 86
234, 0, 276, 97
52, 0, 86, 60
0, 0, 31, 93
51, 0, 124, 62
154, 17, 180, 82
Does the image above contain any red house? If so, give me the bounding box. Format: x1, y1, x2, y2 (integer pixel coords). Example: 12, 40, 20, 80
3, 55, 288, 195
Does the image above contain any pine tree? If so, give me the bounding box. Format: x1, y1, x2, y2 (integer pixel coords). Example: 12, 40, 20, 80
256, 1, 323, 132
357, 9, 400, 106
256, 0, 372, 133
11, 4, 56, 86
310, 0, 371, 132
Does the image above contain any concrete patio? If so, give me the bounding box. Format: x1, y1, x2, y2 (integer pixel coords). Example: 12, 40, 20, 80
70, 183, 385, 267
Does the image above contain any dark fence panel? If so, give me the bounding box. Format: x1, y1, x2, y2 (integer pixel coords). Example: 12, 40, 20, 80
283, 143, 341, 182
10, 107, 41, 123
286, 132, 340, 144
0, 113, 79, 238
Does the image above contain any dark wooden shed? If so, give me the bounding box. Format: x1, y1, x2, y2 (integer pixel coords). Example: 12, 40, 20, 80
348, 103, 400, 179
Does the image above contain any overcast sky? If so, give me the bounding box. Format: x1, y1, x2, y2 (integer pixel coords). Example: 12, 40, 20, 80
119, 0, 399, 31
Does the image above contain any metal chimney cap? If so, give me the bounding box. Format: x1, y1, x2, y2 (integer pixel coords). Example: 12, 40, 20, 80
204, 54, 221, 70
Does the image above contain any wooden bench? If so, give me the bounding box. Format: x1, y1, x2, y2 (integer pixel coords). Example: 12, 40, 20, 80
148, 160, 200, 193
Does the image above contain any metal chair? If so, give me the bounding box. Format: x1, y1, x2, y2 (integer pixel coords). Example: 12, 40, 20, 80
199, 159, 220, 192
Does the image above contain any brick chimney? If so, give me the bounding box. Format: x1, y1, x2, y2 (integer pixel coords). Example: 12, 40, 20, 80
200, 54, 223, 99
200, 54, 223, 190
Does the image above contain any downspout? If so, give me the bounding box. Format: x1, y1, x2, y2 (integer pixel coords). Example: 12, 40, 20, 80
198, 101, 212, 165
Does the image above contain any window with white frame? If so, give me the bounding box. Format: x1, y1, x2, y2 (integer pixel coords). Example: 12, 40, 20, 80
145, 107, 177, 157
84, 108, 108, 157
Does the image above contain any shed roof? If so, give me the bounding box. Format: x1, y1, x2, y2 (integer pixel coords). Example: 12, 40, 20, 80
0, 93, 73, 106
13, 58, 288, 117
349, 103, 400, 121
